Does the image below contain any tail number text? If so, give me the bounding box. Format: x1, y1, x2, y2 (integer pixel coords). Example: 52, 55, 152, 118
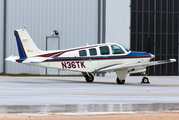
61, 61, 86, 69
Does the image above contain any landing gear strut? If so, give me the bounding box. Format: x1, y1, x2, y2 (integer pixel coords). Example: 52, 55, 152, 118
141, 72, 150, 84
82, 72, 94, 83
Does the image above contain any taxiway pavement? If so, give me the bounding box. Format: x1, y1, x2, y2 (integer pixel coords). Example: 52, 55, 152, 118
0, 76, 179, 113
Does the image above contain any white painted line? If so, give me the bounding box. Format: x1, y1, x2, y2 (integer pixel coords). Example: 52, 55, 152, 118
58, 112, 135, 115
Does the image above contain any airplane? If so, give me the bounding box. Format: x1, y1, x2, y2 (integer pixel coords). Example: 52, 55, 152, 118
6, 28, 177, 84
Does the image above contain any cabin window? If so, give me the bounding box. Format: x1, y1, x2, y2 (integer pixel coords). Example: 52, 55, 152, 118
89, 48, 97, 56
79, 50, 87, 56
111, 45, 125, 54
99, 46, 109, 55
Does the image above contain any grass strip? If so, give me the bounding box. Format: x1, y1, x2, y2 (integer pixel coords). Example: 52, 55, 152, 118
0, 73, 83, 77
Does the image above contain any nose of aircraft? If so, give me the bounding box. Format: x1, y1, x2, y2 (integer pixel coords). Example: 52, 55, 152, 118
150, 53, 155, 59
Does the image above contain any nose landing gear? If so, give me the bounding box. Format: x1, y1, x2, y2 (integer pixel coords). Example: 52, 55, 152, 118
141, 72, 150, 84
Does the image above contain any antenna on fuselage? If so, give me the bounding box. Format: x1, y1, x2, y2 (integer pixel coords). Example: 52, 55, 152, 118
83, 39, 89, 46
86, 42, 89, 46
147, 37, 152, 53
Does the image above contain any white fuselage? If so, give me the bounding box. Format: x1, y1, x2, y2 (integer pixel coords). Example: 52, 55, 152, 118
25, 43, 151, 74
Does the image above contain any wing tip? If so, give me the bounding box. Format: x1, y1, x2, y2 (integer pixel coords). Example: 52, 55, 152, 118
169, 59, 177, 62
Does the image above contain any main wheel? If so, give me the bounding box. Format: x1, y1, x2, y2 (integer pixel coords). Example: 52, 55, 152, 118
85, 73, 94, 83
142, 77, 150, 84
116, 77, 125, 84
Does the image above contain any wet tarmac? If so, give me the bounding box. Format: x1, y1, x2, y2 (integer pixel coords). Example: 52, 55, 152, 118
0, 76, 179, 105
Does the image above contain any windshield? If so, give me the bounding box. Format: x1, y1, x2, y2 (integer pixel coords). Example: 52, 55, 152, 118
111, 45, 125, 54
118, 44, 130, 52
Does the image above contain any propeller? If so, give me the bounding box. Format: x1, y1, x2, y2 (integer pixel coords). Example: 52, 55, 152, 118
147, 37, 155, 60
147, 37, 152, 53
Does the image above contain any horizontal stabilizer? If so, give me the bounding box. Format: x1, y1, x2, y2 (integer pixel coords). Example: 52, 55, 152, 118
5, 55, 19, 62
22, 57, 53, 63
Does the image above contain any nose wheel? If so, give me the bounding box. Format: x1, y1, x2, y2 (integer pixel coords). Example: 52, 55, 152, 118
141, 77, 150, 84
141, 72, 150, 84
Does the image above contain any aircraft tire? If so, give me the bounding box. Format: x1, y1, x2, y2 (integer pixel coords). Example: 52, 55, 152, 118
86, 73, 94, 83
142, 77, 150, 84
116, 78, 125, 84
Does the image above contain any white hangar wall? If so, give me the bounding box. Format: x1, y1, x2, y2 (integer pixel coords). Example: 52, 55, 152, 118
5, 0, 98, 75
2, 0, 131, 75
106, 0, 130, 48
105, 0, 130, 77
0, 0, 4, 73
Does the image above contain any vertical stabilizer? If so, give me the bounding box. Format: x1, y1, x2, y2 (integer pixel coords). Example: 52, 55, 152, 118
14, 29, 42, 59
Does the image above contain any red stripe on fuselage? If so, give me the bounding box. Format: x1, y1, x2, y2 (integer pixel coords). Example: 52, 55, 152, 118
16, 59, 25, 63
36, 45, 98, 57
14, 31, 27, 58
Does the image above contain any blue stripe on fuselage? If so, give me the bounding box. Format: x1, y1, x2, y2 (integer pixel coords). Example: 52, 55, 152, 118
14, 31, 26, 59
126, 51, 150, 57
50, 51, 150, 60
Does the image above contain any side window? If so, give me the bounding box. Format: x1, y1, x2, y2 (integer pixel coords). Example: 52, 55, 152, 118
111, 45, 125, 54
99, 46, 109, 55
79, 50, 87, 56
89, 48, 97, 56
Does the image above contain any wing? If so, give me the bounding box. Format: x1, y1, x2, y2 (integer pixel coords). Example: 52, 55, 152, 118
94, 59, 176, 72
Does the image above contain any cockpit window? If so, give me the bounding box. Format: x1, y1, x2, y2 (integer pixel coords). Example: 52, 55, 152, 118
99, 46, 109, 55
111, 45, 125, 54
89, 48, 97, 56
120, 44, 130, 52
79, 50, 87, 56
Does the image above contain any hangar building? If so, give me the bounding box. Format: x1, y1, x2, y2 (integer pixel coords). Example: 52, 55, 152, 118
0, 0, 178, 75
131, 0, 178, 75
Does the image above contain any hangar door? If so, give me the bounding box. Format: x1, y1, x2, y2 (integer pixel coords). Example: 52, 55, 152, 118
46, 36, 60, 75
130, 0, 178, 75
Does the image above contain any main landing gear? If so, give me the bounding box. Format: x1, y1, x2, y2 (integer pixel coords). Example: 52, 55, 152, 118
141, 72, 150, 84
116, 78, 125, 84
82, 72, 94, 83
82, 72, 150, 84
